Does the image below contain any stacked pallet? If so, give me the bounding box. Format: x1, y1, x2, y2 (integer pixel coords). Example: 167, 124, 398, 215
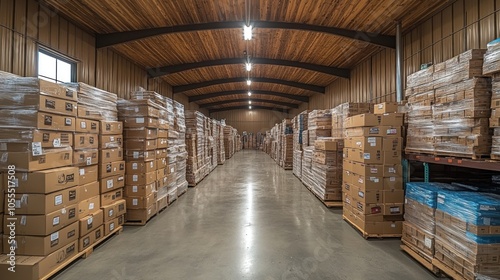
331, 103, 373, 138
301, 146, 315, 189
310, 138, 344, 202
483, 40, 500, 159
308, 110, 332, 144
236, 133, 241, 152
343, 104, 405, 237
186, 111, 206, 186
223, 125, 235, 159
210, 119, 218, 170
173, 101, 188, 196
292, 114, 305, 178
281, 119, 293, 169
216, 121, 226, 164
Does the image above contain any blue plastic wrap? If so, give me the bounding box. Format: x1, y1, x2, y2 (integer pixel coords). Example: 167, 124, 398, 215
437, 191, 500, 226
405, 182, 462, 208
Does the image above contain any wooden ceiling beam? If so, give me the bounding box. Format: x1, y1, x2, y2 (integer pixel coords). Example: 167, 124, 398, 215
147, 57, 350, 78
96, 21, 395, 49
189, 90, 309, 103
199, 98, 299, 109
209, 105, 289, 114
174, 77, 324, 94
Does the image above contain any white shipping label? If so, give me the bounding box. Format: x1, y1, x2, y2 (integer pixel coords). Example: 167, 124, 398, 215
370, 168, 378, 174
391, 223, 396, 228
358, 191, 364, 198
136, 118, 145, 124
133, 186, 138, 192
61, 208, 67, 214
370, 143, 376, 147
363, 153, 371, 159
132, 163, 138, 170
109, 209, 114, 217
107, 179, 114, 189
171, 168, 175, 173
424, 237, 432, 248
53, 138, 62, 147
89, 203, 95, 210
20, 216, 27, 225
65, 118, 72, 125
110, 137, 115, 141
389, 167, 396, 173
358, 178, 363, 184
54, 195, 63, 206
53, 216, 60, 226
110, 223, 115, 231
355, 141, 362, 147
135, 108, 139, 112
378, 104, 383, 109
133, 175, 138, 182
15, 200, 21, 208
390, 177, 396, 182
370, 177, 379, 183
437, 197, 444, 204
80, 168, 85, 175
387, 128, 397, 135
88, 217, 93, 225
480, 205, 492, 211
51, 232, 59, 242
80, 121, 86, 129
86, 157, 92, 165
133, 199, 138, 206
32, 142, 43, 156
133, 152, 139, 159
367, 137, 376, 143
484, 217, 491, 225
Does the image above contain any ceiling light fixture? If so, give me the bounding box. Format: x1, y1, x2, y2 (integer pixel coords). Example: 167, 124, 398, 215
248, 91, 252, 96
249, 106, 252, 109
244, 25, 252, 40
245, 62, 252, 71
249, 101, 252, 104
246, 79, 252, 86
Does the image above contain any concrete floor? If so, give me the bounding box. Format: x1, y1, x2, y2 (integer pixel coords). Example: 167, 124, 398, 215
54, 150, 438, 280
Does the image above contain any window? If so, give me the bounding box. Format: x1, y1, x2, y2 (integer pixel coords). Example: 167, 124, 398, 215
38, 49, 76, 83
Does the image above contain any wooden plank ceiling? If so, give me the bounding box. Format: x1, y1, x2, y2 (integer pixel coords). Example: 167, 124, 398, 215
41, 0, 448, 111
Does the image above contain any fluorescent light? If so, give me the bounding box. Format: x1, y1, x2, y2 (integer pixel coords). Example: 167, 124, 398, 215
245, 62, 252, 71
249, 101, 252, 104
249, 106, 252, 109
248, 91, 252, 96
246, 79, 251, 86
244, 25, 252, 40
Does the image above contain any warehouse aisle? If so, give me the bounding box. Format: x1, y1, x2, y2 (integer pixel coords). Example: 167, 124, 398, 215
54, 150, 436, 280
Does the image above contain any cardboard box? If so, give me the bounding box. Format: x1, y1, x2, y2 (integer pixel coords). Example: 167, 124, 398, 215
100, 121, 123, 135
314, 139, 344, 151
0, 130, 73, 149
157, 129, 168, 138
345, 114, 380, 128
0, 148, 73, 171
156, 138, 168, 149
78, 165, 98, 185
124, 139, 157, 151
99, 160, 125, 179
344, 148, 383, 164
75, 118, 100, 134
383, 151, 402, 165
4, 204, 78, 236
374, 102, 399, 114
350, 162, 383, 177
124, 150, 155, 161
379, 113, 404, 126
10, 186, 79, 215
0, 240, 78, 280
79, 209, 103, 237
383, 177, 403, 190
383, 165, 403, 177
126, 171, 157, 186
125, 193, 157, 210
155, 149, 167, 159
346, 136, 382, 150
126, 161, 156, 174
102, 200, 126, 222
382, 137, 402, 151
351, 187, 382, 204
73, 149, 99, 166
9, 166, 78, 194
122, 117, 158, 128
2, 221, 78, 256
100, 189, 124, 206
0, 111, 76, 132
78, 196, 100, 219
124, 128, 158, 139
125, 203, 157, 222
158, 119, 169, 130
99, 135, 123, 149
352, 199, 383, 215
114, 200, 126, 217
383, 190, 405, 203
78, 181, 99, 201
125, 182, 156, 197
155, 158, 166, 170
104, 218, 119, 236
1, 94, 77, 116
99, 174, 125, 193
343, 159, 353, 172
73, 133, 98, 150
99, 148, 123, 163
157, 168, 167, 181
384, 203, 404, 215
345, 126, 401, 137
167, 164, 176, 175
77, 104, 107, 120
79, 225, 103, 252
351, 174, 384, 190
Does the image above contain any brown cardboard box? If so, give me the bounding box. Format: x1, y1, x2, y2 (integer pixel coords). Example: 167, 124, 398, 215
379, 113, 404, 126
124, 128, 158, 139
383, 190, 404, 204
99, 148, 123, 163
314, 139, 344, 151
125, 203, 157, 222
383, 177, 403, 190
344, 148, 383, 164
0, 148, 73, 171
156, 158, 166, 170
99, 160, 125, 179
9, 166, 78, 194
4, 205, 78, 236
79, 209, 103, 237
101, 204, 117, 222
383, 165, 403, 177
125, 182, 156, 197
0, 111, 76, 132
156, 148, 167, 159
351, 162, 383, 177
157, 168, 167, 181
77, 104, 105, 120
124, 150, 156, 161
345, 126, 401, 137
374, 102, 399, 114
78, 165, 98, 185
122, 117, 158, 128
100, 121, 123, 135
75, 118, 100, 134
104, 217, 119, 236
343, 159, 353, 172
0, 130, 73, 149
100, 189, 124, 206
73, 149, 99, 166
345, 114, 380, 128
99, 135, 123, 149
1, 94, 77, 116
79, 225, 103, 252
0, 240, 78, 280
2, 221, 78, 256
346, 136, 382, 150
157, 129, 168, 138
167, 164, 176, 175
78, 195, 100, 219
73, 133, 98, 150
126, 161, 156, 174
99, 174, 125, 193
158, 119, 169, 130
351, 187, 382, 204
126, 171, 156, 185
383, 151, 402, 165
126, 193, 157, 210
124, 139, 157, 151
382, 137, 403, 151
383, 203, 404, 215
78, 181, 99, 201
351, 174, 384, 190
10, 186, 79, 215
351, 199, 383, 215
157, 138, 168, 149
115, 200, 126, 217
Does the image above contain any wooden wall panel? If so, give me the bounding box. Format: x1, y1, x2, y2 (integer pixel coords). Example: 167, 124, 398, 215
210, 109, 289, 133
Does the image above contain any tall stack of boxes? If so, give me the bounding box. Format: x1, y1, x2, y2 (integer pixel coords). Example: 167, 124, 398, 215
173, 100, 188, 196
292, 116, 302, 178
210, 119, 218, 170
301, 146, 315, 189
281, 119, 293, 169
331, 103, 372, 138
165, 97, 178, 202
186, 111, 206, 186
307, 110, 332, 144
119, 99, 159, 224
223, 125, 235, 159
484, 40, 500, 159
342, 103, 404, 236
216, 121, 226, 164
311, 138, 344, 201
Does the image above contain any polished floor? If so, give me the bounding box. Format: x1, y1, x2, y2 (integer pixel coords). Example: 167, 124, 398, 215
54, 150, 437, 280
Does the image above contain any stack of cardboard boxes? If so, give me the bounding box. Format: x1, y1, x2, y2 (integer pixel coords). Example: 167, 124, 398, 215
484, 40, 500, 159
173, 100, 188, 196
311, 138, 344, 201
331, 103, 372, 138
165, 98, 178, 202
342, 103, 405, 236
223, 125, 235, 159
209, 119, 218, 170
186, 111, 206, 186
236, 134, 241, 152
307, 110, 332, 144
216, 121, 226, 165
281, 119, 293, 170
301, 146, 315, 189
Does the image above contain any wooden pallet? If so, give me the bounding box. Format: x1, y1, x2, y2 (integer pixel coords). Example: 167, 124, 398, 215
491, 154, 500, 161
432, 259, 467, 280
434, 151, 489, 160
310, 190, 343, 208
283, 166, 293, 170
400, 244, 441, 276
41, 226, 123, 280
405, 149, 435, 156
343, 215, 402, 239
123, 213, 157, 226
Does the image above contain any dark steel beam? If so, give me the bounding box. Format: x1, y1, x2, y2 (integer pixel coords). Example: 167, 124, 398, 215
174, 77, 324, 94
147, 57, 350, 78
209, 105, 289, 114
199, 98, 299, 109
189, 90, 309, 103
96, 21, 395, 49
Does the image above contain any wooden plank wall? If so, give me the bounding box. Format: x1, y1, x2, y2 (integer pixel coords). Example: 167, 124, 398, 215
0, 0, 203, 111
210, 109, 289, 133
